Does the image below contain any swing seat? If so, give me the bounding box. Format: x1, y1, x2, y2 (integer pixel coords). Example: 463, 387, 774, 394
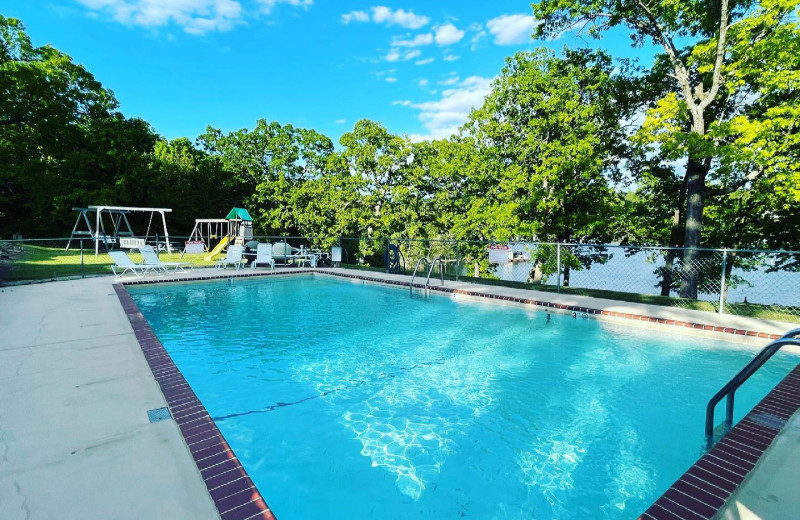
120, 238, 146, 248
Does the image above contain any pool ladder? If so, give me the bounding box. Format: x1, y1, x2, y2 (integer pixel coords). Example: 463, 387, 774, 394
704, 328, 800, 449
409, 257, 445, 294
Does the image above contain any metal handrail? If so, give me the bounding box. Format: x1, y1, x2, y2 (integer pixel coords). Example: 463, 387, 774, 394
409, 258, 430, 294
425, 257, 445, 288
705, 328, 800, 449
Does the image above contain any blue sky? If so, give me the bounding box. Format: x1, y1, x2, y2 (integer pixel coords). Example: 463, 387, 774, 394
3, 1, 655, 143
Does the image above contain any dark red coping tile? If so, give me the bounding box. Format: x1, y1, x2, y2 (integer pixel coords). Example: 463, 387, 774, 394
739, 417, 782, 437
713, 326, 725, 332
215, 489, 263, 515
704, 451, 753, 475
735, 329, 746, 335
220, 500, 275, 520
166, 394, 200, 409
681, 473, 730, 501
637, 509, 669, 520
195, 449, 237, 471
204, 466, 248, 490
762, 391, 800, 409
695, 458, 747, 485
758, 332, 770, 338
663, 487, 718, 518
171, 401, 205, 415
746, 331, 758, 337
179, 419, 215, 439
189, 435, 229, 456
724, 429, 772, 451
654, 496, 708, 520
201, 459, 243, 480
208, 477, 255, 502
176, 412, 212, 428
686, 465, 739, 493
163, 388, 197, 402
715, 438, 763, 461
753, 402, 793, 419
174, 408, 209, 423
735, 422, 779, 444
187, 428, 224, 446
672, 479, 726, 509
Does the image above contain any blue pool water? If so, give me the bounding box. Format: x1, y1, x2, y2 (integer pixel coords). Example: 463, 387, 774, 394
129, 275, 799, 519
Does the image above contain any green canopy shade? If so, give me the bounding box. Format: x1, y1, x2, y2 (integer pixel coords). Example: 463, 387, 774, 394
225, 207, 253, 221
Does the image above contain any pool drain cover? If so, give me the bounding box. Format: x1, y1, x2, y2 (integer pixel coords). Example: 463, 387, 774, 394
147, 407, 172, 423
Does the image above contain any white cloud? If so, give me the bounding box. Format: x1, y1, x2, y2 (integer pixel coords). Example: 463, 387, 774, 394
415, 57, 434, 65
405, 75, 493, 140
392, 32, 434, 47
257, 0, 312, 14
385, 77, 398, 83
443, 54, 459, 61
392, 100, 412, 106
371, 6, 429, 29
434, 23, 463, 45
385, 48, 421, 62
469, 23, 487, 50
418, 78, 429, 87
341, 10, 369, 23
439, 75, 460, 86
75, 0, 245, 33
335, 118, 347, 124
486, 14, 538, 45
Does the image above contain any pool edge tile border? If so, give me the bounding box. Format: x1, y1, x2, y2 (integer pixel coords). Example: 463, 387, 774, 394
316, 270, 784, 341
113, 282, 278, 520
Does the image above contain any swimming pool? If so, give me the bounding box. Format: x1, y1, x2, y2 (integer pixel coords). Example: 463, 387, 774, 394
129, 275, 799, 519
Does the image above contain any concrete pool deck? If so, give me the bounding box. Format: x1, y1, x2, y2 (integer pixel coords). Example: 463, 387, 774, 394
1, 267, 798, 520
0, 277, 219, 520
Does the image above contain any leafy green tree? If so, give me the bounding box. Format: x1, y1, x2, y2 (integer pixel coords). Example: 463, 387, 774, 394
0, 15, 118, 236
198, 119, 334, 235
463, 49, 627, 284
534, 0, 800, 297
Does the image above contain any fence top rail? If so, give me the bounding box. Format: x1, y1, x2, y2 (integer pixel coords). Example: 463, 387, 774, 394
3, 237, 800, 256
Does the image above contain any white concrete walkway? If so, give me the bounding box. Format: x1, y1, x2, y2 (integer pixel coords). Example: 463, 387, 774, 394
0, 277, 218, 520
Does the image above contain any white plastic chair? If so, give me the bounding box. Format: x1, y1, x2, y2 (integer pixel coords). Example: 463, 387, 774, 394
215, 244, 244, 270
251, 243, 275, 270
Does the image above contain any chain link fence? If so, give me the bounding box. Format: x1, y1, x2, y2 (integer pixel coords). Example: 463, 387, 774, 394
337, 238, 800, 324
2, 235, 798, 323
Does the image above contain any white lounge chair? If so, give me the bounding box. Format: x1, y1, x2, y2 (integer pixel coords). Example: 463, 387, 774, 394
138, 245, 192, 274
251, 243, 275, 270
108, 251, 161, 278
216, 244, 244, 270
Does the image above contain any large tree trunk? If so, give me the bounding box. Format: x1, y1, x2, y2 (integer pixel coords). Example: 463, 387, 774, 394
679, 155, 709, 298
661, 173, 688, 296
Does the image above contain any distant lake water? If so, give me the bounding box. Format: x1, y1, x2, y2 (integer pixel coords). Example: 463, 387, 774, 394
489, 245, 799, 308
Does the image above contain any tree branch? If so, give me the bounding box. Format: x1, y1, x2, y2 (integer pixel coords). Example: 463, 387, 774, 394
698, 0, 730, 111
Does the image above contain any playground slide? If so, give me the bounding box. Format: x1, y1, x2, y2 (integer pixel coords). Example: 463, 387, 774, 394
204, 236, 229, 261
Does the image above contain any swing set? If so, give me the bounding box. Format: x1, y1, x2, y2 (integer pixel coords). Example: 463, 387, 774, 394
65, 205, 173, 255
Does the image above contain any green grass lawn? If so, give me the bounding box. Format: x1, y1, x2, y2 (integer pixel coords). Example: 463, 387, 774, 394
1, 244, 217, 282
341, 263, 800, 324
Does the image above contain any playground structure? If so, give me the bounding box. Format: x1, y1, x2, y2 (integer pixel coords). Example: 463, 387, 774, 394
66, 206, 173, 255
183, 207, 253, 261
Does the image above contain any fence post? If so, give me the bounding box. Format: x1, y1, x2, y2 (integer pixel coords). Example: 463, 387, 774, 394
556, 243, 562, 293
155, 233, 160, 258
718, 249, 728, 314
455, 240, 460, 282
80, 238, 85, 279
